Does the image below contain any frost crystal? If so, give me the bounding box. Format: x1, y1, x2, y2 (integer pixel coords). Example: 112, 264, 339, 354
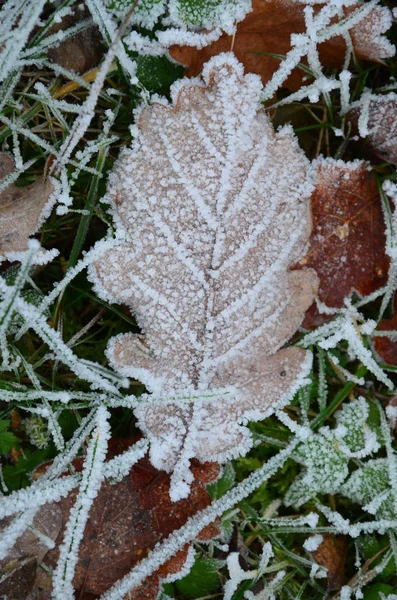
91, 53, 318, 499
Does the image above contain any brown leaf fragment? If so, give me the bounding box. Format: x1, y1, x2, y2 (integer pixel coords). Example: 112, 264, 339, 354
41, 448, 218, 597
374, 295, 397, 366
300, 158, 389, 329
0, 153, 55, 255
312, 534, 348, 591
47, 6, 104, 74
169, 0, 394, 89
350, 93, 397, 166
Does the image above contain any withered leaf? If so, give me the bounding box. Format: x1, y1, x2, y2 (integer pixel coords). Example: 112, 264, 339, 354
42, 447, 218, 599
91, 53, 318, 499
0, 153, 55, 255
300, 158, 389, 329
374, 295, 397, 366
169, 0, 394, 89
312, 534, 348, 591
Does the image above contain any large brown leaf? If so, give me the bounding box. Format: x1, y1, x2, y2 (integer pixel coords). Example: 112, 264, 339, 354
39, 442, 218, 599
0, 153, 55, 255
169, 0, 394, 89
90, 53, 318, 499
300, 158, 389, 328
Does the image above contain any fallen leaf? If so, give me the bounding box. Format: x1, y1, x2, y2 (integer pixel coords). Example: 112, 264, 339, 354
169, 0, 394, 89
312, 534, 348, 591
350, 92, 397, 166
91, 53, 318, 499
39, 441, 218, 598
299, 158, 389, 328
374, 295, 397, 366
47, 6, 104, 74
0, 153, 55, 255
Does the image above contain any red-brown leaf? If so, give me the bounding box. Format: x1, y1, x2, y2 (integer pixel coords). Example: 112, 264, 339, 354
299, 159, 389, 328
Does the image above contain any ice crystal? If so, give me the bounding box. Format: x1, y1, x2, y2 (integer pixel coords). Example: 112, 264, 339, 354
91, 53, 318, 499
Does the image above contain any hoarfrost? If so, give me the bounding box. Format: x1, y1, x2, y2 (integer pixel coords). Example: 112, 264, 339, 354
303, 534, 323, 552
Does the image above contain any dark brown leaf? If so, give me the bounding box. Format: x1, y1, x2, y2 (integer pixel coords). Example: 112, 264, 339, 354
299, 159, 389, 328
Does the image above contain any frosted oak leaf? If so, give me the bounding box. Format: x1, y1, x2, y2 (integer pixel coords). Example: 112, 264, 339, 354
91, 53, 318, 500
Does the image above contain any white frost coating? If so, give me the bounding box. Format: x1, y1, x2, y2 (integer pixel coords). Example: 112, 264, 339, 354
340, 586, 352, 600
125, 31, 166, 56
244, 570, 286, 600
386, 404, 397, 429
157, 27, 225, 49
52, 407, 111, 600
91, 53, 318, 499
303, 534, 323, 552
378, 401, 397, 519
0, 277, 122, 392
224, 553, 258, 600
